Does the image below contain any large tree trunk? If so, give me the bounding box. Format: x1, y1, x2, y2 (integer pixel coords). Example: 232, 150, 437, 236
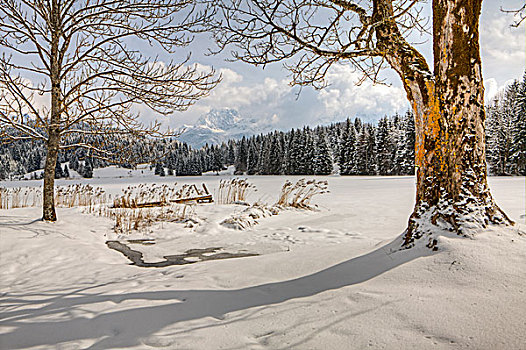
375, 0, 513, 249
404, 0, 513, 248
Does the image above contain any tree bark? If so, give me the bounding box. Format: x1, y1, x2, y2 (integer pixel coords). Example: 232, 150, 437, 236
375, 0, 513, 249
42, 0, 61, 222
42, 131, 59, 221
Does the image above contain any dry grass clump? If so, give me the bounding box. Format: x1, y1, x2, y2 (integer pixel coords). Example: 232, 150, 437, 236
55, 184, 107, 210
276, 179, 329, 209
220, 179, 329, 231
107, 208, 155, 233
103, 182, 212, 233
220, 203, 278, 230
112, 183, 178, 208
0, 184, 107, 210
112, 183, 211, 208
217, 178, 256, 204
102, 204, 197, 234
0, 187, 42, 209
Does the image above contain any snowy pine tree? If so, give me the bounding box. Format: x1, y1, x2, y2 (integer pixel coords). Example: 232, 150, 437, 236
54, 159, 64, 179
376, 117, 394, 175
313, 130, 332, 175
511, 73, 526, 175
234, 137, 248, 174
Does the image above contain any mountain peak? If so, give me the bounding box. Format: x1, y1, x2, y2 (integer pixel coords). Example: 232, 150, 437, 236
179, 108, 264, 148
195, 108, 242, 131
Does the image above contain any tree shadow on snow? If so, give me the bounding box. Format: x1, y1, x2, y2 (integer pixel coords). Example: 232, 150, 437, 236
0, 236, 435, 349
0, 217, 42, 226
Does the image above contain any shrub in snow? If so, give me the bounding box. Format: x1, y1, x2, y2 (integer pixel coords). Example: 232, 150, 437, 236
102, 204, 198, 234
220, 203, 279, 230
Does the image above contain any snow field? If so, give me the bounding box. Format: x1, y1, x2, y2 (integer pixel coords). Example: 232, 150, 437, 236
0, 175, 524, 349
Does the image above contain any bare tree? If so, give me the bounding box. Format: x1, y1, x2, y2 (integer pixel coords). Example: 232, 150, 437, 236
210, 0, 515, 248
0, 0, 219, 221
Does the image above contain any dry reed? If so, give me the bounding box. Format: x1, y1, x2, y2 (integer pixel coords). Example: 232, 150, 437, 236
276, 179, 329, 209
217, 178, 256, 204
0, 187, 42, 209
112, 183, 178, 208
101, 204, 196, 234
0, 184, 108, 210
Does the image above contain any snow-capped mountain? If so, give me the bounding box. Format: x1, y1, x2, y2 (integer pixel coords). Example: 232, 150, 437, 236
178, 109, 270, 148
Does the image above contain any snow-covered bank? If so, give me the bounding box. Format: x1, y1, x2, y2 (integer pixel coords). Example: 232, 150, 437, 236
1, 176, 524, 349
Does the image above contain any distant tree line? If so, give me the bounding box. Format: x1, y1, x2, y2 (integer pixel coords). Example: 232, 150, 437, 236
485, 73, 526, 176
228, 110, 415, 176
1, 73, 524, 180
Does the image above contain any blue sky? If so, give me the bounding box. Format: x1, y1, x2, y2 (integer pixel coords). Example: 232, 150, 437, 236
142, 0, 524, 132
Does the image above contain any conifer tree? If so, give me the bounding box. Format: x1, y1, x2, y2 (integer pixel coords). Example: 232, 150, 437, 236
154, 163, 164, 176
287, 129, 302, 175
82, 159, 93, 178
511, 73, 526, 175
401, 110, 416, 175
235, 137, 248, 174
267, 132, 284, 175
247, 140, 259, 175
300, 128, 315, 175
313, 130, 332, 175
376, 117, 393, 175
257, 137, 271, 174
340, 120, 358, 175
54, 159, 63, 179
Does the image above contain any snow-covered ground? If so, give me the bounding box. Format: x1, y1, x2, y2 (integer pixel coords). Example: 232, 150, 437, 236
1, 175, 525, 349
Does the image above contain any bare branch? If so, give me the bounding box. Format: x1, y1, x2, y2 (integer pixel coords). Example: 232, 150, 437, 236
208, 0, 429, 87
501, 4, 526, 27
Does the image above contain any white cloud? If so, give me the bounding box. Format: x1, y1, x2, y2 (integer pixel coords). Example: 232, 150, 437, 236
206, 76, 291, 109
317, 64, 408, 119
165, 65, 297, 128
0, 77, 49, 118
189, 64, 292, 111
165, 63, 411, 131
480, 14, 525, 85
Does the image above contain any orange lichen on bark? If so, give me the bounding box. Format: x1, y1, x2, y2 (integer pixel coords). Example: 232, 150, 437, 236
415, 80, 446, 173
424, 80, 441, 140
413, 100, 423, 169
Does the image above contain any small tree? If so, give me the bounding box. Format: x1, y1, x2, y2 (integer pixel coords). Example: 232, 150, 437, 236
0, 0, 219, 221
82, 158, 93, 179
211, 0, 515, 248
154, 162, 163, 176
54, 159, 63, 179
